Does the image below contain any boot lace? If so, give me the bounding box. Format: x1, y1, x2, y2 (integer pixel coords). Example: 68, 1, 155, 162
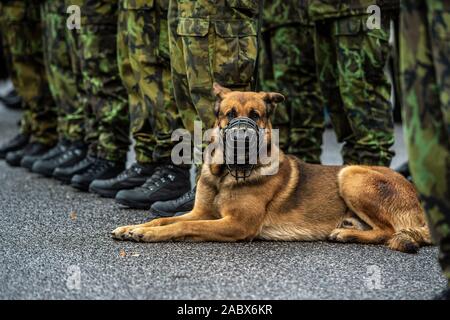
116, 163, 142, 180
141, 166, 176, 191
86, 159, 110, 175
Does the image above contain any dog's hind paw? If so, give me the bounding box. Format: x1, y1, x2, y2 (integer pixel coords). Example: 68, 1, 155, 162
328, 228, 356, 243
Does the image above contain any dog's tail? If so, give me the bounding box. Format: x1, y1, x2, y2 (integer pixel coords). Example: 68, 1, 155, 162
387, 225, 432, 253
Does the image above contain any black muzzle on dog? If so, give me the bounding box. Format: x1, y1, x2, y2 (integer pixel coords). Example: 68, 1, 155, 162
222, 117, 264, 180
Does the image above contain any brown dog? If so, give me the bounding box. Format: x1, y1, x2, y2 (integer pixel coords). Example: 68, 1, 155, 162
112, 84, 431, 253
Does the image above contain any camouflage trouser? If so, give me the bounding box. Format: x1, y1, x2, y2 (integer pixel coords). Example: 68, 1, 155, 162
0, 0, 57, 145
315, 13, 395, 166
168, 0, 260, 135
41, 1, 84, 142
118, 0, 181, 165
65, 0, 130, 162
400, 0, 450, 285
0, 29, 8, 79
260, 22, 324, 164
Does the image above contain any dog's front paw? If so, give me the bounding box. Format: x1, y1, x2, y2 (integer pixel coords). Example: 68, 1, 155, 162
128, 227, 157, 242
328, 228, 354, 243
111, 225, 135, 240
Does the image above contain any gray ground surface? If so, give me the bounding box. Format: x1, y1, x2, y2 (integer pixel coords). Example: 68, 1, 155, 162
0, 102, 446, 300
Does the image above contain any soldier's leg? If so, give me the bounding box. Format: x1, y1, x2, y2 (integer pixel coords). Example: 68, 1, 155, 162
2, 1, 57, 146
168, 0, 204, 173
30, 1, 90, 177
78, 3, 130, 163
315, 19, 352, 163
41, 1, 63, 139
67, 1, 129, 191
61, 30, 85, 144
169, 1, 209, 135
65, 12, 93, 152
89, 3, 154, 199
0, 24, 22, 112
43, 1, 84, 143
0, 29, 7, 80
178, 0, 260, 170
39, 1, 60, 135
168, 0, 200, 168
335, 14, 395, 166
259, 30, 290, 154
17, 1, 67, 170
153, 0, 260, 215
138, 2, 182, 163
119, 4, 157, 165
0, 3, 9, 81
1, 1, 59, 167
168, 0, 195, 132
112, 1, 190, 209
13, 1, 57, 146
52, 3, 93, 184
0, 4, 31, 137
0, 2, 30, 158
400, 0, 450, 288
269, 23, 324, 163
174, 0, 260, 132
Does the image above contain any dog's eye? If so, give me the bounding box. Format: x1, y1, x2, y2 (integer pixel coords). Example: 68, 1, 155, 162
226, 109, 237, 121
249, 110, 260, 121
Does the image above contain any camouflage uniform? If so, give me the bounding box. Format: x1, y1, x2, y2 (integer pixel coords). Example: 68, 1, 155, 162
310, 0, 398, 166
41, 0, 84, 142
0, 0, 57, 145
260, 0, 324, 163
168, 0, 261, 135
400, 0, 450, 286
65, 0, 130, 162
118, 0, 181, 164
0, 28, 8, 80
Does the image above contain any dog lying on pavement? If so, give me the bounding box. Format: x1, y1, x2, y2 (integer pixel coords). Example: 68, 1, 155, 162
112, 84, 431, 253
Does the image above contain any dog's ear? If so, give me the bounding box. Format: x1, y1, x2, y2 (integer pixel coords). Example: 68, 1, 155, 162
213, 82, 231, 99
259, 92, 285, 116
213, 83, 231, 117
266, 92, 285, 104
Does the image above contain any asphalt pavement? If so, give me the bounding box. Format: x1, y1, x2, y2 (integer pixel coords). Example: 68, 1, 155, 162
0, 102, 447, 300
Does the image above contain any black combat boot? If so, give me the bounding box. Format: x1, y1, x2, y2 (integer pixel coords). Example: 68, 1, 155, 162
0, 133, 29, 159
149, 187, 196, 218
53, 155, 96, 183
6, 142, 51, 167
21, 139, 70, 170
71, 158, 125, 191
89, 162, 158, 198
32, 142, 87, 177
115, 164, 191, 209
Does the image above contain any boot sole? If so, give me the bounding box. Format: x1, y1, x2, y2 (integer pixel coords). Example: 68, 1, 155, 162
6, 159, 22, 167
89, 185, 118, 198
70, 180, 90, 192
53, 174, 73, 184
115, 197, 151, 210
31, 166, 54, 177
21, 161, 36, 171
